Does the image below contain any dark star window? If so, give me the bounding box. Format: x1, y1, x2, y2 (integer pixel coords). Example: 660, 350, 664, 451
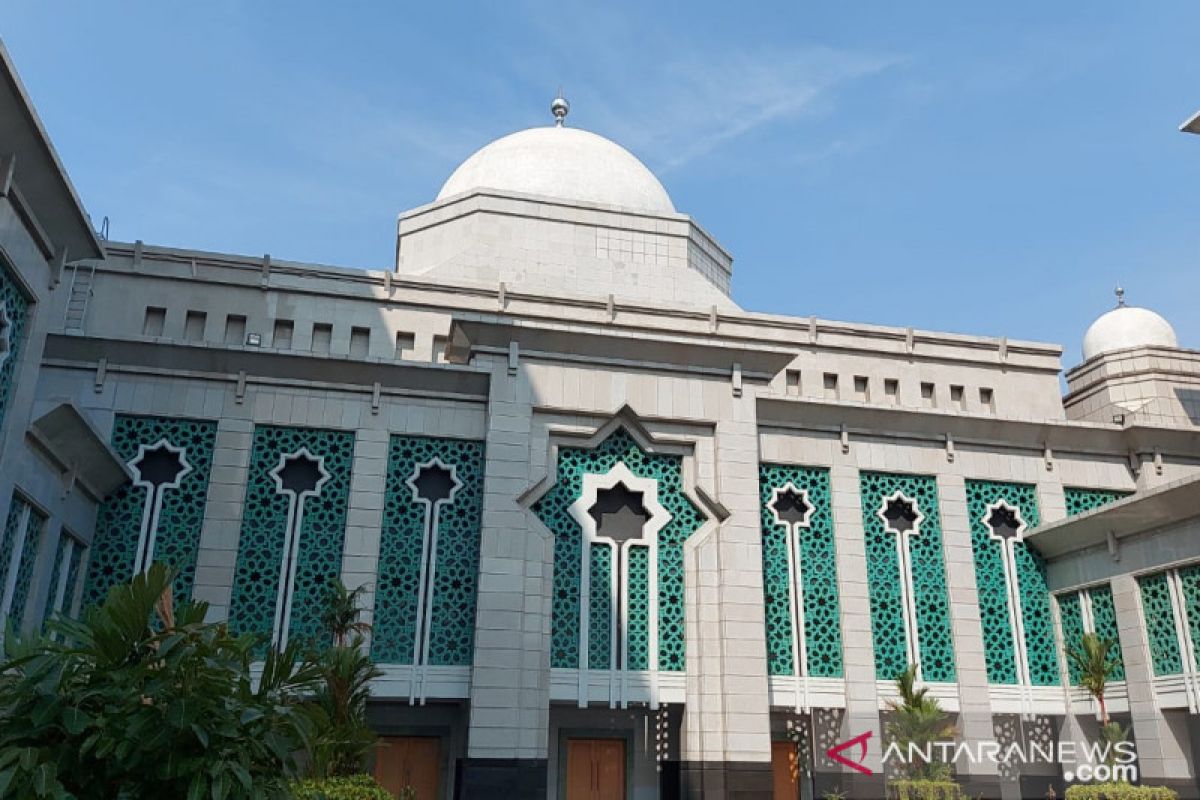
276, 452, 324, 495
588, 482, 651, 543
770, 487, 812, 527
131, 442, 188, 488
412, 462, 458, 505
881, 496, 920, 535
986, 505, 1023, 541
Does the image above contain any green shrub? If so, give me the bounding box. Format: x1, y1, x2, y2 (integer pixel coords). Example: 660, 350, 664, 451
0, 563, 322, 800
1064, 784, 1178, 800
290, 774, 396, 800
890, 778, 967, 800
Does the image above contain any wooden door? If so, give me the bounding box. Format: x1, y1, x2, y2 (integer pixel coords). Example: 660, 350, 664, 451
565, 738, 626, 800
374, 736, 440, 799
771, 740, 800, 800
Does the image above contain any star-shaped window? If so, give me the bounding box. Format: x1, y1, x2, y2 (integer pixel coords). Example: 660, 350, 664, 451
130, 441, 190, 489
406, 459, 462, 510
411, 462, 460, 506
769, 486, 813, 528
588, 482, 651, 544
880, 495, 921, 536
272, 451, 328, 497
985, 502, 1026, 542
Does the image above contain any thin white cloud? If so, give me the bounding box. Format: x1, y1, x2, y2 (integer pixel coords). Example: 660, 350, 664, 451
629, 47, 897, 171
500, 4, 899, 174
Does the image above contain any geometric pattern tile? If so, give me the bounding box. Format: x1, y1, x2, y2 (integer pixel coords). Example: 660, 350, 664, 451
0, 261, 30, 440
1178, 564, 1200, 674
860, 471, 956, 683
534, 427, 706, 672
1089, 585, 1126, 682
965, 479, 1057, 686
1056, 585, 1125, 685
760, 462, 843, 678
371, 435, 485, 665
82, 415, 217, 608
227, 425, 354, 653
1057, 591, 1086, 685
1063, 487, 1132, 518
1137, 571, 1183, 677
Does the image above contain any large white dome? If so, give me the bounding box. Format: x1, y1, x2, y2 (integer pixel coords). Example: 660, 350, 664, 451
436, 126, 674, 214
1082, 305, 1178, 361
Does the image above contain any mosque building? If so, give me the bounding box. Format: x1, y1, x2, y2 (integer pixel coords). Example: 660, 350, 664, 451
2, 41, 1200, 799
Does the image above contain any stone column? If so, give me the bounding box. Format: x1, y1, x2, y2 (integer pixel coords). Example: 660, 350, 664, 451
192, 415, 254, 621
1111, 573, 1196, 791
681, 390, 773, 796
461, 364, 553, 798
826, 461, 885, 798
339, 427, 390, 644
938, 475, 1002, 797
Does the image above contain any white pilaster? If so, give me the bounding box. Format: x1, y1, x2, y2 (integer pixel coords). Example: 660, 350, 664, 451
467, 362, 552, 760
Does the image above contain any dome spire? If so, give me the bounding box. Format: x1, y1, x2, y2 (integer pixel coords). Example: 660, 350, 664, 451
551, 89, 569, 127
1114, 285, 1126, 307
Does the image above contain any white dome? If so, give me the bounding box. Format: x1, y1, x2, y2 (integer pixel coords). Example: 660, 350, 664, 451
437, 126, 674, 214
1082, 305, 1178, 360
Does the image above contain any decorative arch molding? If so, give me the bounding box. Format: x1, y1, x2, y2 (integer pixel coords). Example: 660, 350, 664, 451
522, 406, 718, 709
569, 461, 671, 707
518, 404, 725, 523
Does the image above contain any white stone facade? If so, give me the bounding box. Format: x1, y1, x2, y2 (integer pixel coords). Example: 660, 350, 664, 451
3, 50, 1200, 799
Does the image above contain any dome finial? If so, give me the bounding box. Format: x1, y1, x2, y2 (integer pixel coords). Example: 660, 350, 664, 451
1114, 285, 1125, 307
551, 89, 569, 127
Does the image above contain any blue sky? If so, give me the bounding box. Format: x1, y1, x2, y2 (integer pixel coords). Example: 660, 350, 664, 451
7, 2, 1199, 366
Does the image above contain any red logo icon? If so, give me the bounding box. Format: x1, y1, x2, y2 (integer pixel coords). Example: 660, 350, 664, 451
826, 730, 873, 775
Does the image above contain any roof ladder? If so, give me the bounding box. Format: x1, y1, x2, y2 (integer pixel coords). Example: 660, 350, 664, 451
63, 263, 96, 334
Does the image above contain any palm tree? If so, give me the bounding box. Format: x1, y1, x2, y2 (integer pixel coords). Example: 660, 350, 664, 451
309, 634, 383, 776
885, 665, 956, 781
1065, 633, 1119, 725
320, 578, 372, 647
307, 577, 383, 777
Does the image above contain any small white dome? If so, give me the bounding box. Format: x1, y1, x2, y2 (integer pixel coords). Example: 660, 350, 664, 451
437, 126, 674, 214
1082, 305, 1178, 360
